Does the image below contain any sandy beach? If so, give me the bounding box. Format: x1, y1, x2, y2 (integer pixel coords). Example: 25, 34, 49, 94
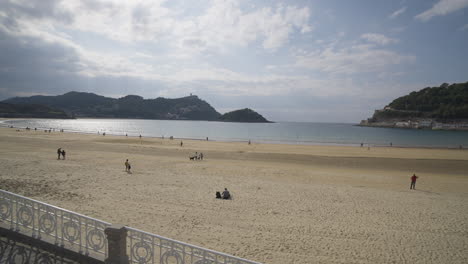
0, 126, 467, 263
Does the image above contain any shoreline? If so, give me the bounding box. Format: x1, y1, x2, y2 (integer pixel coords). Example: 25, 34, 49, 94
1, 118, 467, 150
358, 122, 468, 131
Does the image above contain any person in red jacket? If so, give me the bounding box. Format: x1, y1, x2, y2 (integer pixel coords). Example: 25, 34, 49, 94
410, 174, 418, 190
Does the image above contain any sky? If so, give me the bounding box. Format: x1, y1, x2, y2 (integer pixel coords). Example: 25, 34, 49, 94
0, 0, 467, 122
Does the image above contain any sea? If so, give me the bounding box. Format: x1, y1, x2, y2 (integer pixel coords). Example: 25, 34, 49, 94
1, 118, 468, 148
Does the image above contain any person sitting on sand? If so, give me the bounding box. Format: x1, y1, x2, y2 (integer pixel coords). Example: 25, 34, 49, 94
125, 159, 129, 171
199, 152, 203, 160
410, 174, 418, 190
57, 148, 62, 160
215, 191, 222, 199
222, 188, 231, 200
61, 149, 66, 160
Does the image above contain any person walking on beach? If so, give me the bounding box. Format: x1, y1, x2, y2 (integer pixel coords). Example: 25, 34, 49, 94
57, 148, 62, 160
125, 159, 130, 172
410, 174, 418, 190
61, 149, 66, 160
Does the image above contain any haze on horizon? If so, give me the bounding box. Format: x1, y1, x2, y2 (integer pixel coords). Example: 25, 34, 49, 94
0, 0, 467, 123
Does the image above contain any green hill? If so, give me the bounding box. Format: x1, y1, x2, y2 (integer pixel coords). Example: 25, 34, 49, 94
385, 82, 468, 119
219, 108, 271, 123
0, 103, 71, 118
4, 92, 221, 121
361, 82, 468, 130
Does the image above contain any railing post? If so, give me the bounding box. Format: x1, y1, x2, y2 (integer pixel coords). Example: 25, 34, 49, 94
105, 224, 129, 264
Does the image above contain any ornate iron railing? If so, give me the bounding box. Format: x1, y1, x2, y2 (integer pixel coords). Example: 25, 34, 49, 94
0, 189, 110, 259
0, 189, 262, 264
0, 235, 80, 264
127, 227, 261, 264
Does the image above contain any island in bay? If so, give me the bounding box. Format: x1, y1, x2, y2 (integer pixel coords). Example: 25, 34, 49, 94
1, 91, 270, 123
360, 81, 468, 130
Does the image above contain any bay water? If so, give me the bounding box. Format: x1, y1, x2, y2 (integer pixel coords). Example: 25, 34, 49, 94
1, 119, 468, 148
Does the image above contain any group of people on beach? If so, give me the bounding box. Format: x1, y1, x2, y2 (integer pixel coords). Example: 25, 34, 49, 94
189, 152, 204, 160
56, 148, 66, 160
46, 126, 425, 195
216, 188, 231, 200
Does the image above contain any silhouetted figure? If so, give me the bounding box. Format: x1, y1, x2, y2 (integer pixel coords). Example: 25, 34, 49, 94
206, 137, 209, 141
410, 174, 418, 190
57, 148, 62, 160
125, 159, 130, 172
199, 153, 203, 160
360, 143, 363, 147
216, 191, 222, 199
222, 188, 231, 200
248, 140, 251, 145
390, 142, 393, 147
180, 141, 183, 147
61, 149, 66, 160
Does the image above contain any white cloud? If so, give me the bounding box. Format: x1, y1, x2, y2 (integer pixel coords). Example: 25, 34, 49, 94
294, 44, 415, 74
361, 33, 398, 45
389, 6, 407, 19
415, 0, 468, 21
47, 0, 311, 53
1, 0, 312, 55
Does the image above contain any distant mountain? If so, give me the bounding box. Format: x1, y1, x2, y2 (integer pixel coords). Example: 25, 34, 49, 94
0, 103, 70, 118
360, 82, 468, 130
219, 108, 271, 123
4, 92, 221, 121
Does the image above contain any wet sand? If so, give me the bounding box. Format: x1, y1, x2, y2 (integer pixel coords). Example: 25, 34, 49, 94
0, 127, 467, 263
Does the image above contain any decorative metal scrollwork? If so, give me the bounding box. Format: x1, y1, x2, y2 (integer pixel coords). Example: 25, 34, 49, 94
17, 205, 33, 226
39, 212, 56, 234
161, 249, 183, 264
9, 246, 30, 264
62, 216, 80, 243
34, 253, 54, 264
0, 199, 11, 220
132, 241, 153, 263
0, 240, 7, 258
87, 228, 105, 251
